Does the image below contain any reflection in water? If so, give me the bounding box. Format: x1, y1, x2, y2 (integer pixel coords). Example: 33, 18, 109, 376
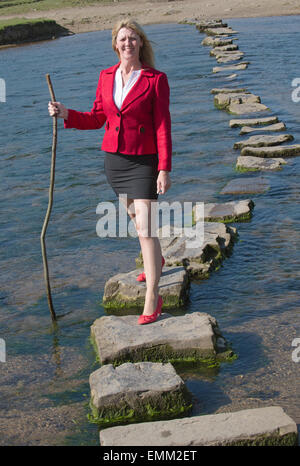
51, 323, 63, 379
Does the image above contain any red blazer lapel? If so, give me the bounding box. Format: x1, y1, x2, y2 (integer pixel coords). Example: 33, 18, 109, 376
102, 64, 154, 112
120, 68, 153, 111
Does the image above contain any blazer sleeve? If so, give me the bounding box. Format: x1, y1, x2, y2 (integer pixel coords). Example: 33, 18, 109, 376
64, 71, 107, 130
153, 72, 172, 172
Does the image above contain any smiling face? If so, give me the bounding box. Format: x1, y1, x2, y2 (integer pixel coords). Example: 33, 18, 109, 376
115, 27, 143, 64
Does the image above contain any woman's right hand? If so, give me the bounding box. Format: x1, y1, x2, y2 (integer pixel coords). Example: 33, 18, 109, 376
48, 101, 68, 119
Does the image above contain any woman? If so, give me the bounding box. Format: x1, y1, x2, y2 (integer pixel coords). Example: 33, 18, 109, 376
48, 19, 172, 325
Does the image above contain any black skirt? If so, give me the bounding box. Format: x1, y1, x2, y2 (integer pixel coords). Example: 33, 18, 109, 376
104, 152, 159, 200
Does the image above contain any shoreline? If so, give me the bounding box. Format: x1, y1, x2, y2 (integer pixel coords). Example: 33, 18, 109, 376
1, 0, 300, 40
1, 12, 300, 51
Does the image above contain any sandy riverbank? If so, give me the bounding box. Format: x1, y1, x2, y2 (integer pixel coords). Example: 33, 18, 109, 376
1, 0, 300, 35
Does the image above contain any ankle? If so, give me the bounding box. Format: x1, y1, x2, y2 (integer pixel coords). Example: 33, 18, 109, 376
145, 289, 159, 300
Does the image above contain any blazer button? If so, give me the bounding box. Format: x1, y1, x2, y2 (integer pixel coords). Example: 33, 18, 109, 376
116, 126, 119, 131
116, 113, 120, 117
140, 126, 145, 133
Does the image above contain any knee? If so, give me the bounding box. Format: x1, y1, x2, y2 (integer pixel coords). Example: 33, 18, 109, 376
136, 222, 151, 238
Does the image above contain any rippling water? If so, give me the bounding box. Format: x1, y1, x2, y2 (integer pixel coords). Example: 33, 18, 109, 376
0, 16, 300, 445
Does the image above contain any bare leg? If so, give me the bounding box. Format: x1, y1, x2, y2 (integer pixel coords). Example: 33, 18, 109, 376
119, 195, 136, 225
134, 199, 162, 316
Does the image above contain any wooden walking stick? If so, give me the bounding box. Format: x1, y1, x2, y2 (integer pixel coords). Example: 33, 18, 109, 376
40, 74, 58, 321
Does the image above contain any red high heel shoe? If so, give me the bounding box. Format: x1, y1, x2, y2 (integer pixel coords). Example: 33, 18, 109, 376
136, 256, 165, 282
138, 295, 163, 325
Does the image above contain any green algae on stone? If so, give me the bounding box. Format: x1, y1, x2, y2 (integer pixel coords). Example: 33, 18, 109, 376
209, 213, 252, 223
192, 209, 251, 224
103, 264, 190, 310
192, 201, 254, 225
102, 290, 188, 311
235, 165, 261, 173
88, 385, 193, 430
90, 329, 236, 369
222, 432, 298, 446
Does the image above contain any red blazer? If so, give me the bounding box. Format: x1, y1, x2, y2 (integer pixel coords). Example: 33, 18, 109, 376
64, 62, 172, 171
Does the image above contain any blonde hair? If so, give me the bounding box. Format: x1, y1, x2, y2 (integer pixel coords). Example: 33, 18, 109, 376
112, 19, 155, 68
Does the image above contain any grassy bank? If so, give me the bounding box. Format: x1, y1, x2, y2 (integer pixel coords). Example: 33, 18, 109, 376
0, 17, 46, 28
0, 17, 71, 45
0, 0, 118, 16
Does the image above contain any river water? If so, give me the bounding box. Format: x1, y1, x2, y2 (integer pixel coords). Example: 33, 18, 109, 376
0, 16, 300, 445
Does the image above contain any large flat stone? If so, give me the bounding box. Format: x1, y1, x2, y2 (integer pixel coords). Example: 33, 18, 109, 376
99, 406, 298, 446
180, 18, 226, 28
155, 222, 237, 279
213, 62, 249, 73
91, 311, 232, 366
193, 199, 254, 223
89, 362, 192, 428
205, 27, 238, 36
229, 116, 279, 127
195, 19, 227, 31
211, 87, 248, 94
103, 266, 189, 310
241, 144, 300, 158
201, 36, 235, 46
228, 102, 269, 115
216, 55, 244, 64
240, 122, 286, 134
214, 92, 260, 110
210, 48, 240, 57
213, 51, 243, 57
211, 44, 239, 53
234, 133, 293, 149
236, 155, 287, 171
220, 177, 270, 195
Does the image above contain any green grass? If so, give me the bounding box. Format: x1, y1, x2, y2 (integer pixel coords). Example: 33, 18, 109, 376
0, 0, 122, 16
0, 17, 54, 30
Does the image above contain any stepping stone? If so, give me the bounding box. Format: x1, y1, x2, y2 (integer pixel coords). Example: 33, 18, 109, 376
217, 55, 244, 64
234, 134, 294, 149
90, 311, 233, 366
178, 18, 200, 25
103, 266, 189, 310
229, 116, 279, 127
220, 177, 270, 195
214, 92, 260, 110
89, 362, 192, 428
210, 49, 243, 57
192, 199, 254, 223
213, 51, 243, 57
202, 36, 235, 46
241, 144, 300, 158
205, 27, 238, 36
99, 406, 298, 446
156, 222, 237, 279
228, 102, 270, 115
211, 44, 239, 52
180, 18, 226, 28
236, 155, 287, 171
240, 122, 286, 134
178, 18, 198, 25
211, 87, 248, 94
213, 63, 249, 73
195, 19, 227, 31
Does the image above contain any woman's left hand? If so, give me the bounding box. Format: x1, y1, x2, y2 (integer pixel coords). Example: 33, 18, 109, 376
157, 170, 171, 195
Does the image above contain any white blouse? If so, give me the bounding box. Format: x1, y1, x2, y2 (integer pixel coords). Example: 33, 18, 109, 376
113, 67, 142, 110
